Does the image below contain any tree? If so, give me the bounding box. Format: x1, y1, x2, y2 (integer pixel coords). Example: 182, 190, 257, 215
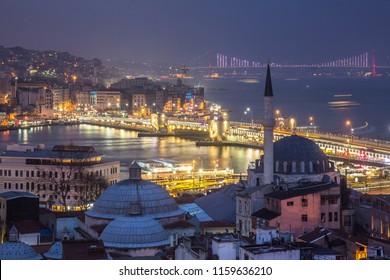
35, 144, 107, 210
77, 172, 109, 208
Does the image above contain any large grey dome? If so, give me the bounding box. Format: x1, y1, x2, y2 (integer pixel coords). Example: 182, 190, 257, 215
87, 179, 185, 220
100, 216, 170, 249
0, 241, 43, 260
274, 135, 327, 162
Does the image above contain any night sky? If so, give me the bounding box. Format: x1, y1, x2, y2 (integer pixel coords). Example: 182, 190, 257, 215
1, 0, 390, 65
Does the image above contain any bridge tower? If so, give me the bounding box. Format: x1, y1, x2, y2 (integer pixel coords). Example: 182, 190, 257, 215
209, 108, 230, 141
371, 49, 377, 77
263, 65, 276, 184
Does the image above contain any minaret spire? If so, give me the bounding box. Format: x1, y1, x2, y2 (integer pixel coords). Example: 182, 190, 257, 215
262, 64, 275, 185
264, 64, 273, 97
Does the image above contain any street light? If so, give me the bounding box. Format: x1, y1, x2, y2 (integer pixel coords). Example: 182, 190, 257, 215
244, 107, 253, 126
346, 120, 354, 139
309, 116, 316, 132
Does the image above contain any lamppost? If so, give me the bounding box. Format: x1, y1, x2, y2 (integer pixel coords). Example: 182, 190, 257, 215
346, 120, 353, 140
244, 107, 253, 126
309, 116, 316, 132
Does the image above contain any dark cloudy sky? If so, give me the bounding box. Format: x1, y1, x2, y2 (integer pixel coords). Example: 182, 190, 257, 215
1, 0, 390, 65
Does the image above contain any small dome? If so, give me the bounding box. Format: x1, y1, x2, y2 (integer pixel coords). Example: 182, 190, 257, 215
43, 241, 63, 259
0, 241, 43, 260
100, 216, 170, 249
87, 179, 184, 220
274, 135, 327, 162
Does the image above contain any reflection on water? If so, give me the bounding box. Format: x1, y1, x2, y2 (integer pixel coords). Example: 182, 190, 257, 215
0, 124, 262, 179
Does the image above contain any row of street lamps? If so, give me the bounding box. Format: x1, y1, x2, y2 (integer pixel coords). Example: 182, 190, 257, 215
243, 107, 356, 137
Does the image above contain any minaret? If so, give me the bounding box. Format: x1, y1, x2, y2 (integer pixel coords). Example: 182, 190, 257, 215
263, 65, 275, 184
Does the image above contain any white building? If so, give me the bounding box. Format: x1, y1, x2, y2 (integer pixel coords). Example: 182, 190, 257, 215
90, 90, 121, 111
212, 234, 240, 260
0, 144, 120, 210
239, 244, 300, 260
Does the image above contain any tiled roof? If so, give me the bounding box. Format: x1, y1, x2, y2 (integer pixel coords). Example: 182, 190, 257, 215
251, 208, 280, 220
13, 220, 45, 234
298, 227, 331, 243
200, 221, 235, 228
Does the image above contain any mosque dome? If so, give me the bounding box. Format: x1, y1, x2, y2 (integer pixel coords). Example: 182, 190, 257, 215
86, 162, 185, 220
99, 216, 170, 249
274, 134, 327, 162
256, 134, 334, 176
0, 241, 43, 260
272, 135, 332, 175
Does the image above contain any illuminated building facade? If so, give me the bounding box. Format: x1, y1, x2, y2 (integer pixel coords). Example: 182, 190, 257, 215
0, 144, 120, 210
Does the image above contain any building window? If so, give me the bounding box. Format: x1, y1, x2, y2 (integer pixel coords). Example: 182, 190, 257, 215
344, 215, 352, 226
334, 212, 338, 222
301, 199, 308, 207
301, 214, 308, 222
328, 195, 338, 204
321, 213, 326, 223
321, 196, 327, 205
328, 212, 333, 222
287, 201, 294, 206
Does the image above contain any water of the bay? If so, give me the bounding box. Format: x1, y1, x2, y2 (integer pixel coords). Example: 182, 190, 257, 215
1, 76, 389, 179
0, 124, 261, 178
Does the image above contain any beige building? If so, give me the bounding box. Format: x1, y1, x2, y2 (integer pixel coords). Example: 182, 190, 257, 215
0, 144, 120, 210
90, 90, 121, 111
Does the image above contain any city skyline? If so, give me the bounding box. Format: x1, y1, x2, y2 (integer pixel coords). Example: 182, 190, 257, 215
1, 0, 390, 65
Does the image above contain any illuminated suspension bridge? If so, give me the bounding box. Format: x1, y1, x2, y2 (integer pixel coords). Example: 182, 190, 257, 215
188, 50, 389, 75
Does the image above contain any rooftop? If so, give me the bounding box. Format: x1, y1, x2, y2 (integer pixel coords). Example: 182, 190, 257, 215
0, 191, 38, 200
241, 244, 298, 254
298, 227, 332, 243
265, 181, 338, 200
252, 208, 281, 220
194, 184, 238, 223
12, 220, 46, 234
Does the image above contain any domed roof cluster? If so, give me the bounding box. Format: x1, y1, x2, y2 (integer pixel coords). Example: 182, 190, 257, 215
274, 134, 327, 162
83, 162, 185, 254
0, 241, 43, 260
100, 216, 170, 249
87, 179, 184, 219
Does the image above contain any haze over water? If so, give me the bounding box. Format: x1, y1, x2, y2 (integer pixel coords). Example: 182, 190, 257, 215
203, 76, 390, 140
